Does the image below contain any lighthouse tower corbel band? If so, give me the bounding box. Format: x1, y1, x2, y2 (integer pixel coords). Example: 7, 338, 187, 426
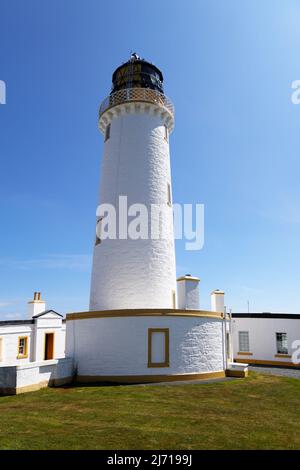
89, 53, 177, 311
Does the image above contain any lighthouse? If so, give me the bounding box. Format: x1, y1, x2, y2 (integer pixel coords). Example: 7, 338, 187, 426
89, 53, 177, 311
66, 55, 227, 384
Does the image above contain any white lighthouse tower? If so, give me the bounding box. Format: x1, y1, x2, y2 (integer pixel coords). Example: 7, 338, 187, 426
89, 53, 176, 311
66, 55, 227, 384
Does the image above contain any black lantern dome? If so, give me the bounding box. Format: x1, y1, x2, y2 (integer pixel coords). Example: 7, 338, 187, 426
111, 53, 164, 95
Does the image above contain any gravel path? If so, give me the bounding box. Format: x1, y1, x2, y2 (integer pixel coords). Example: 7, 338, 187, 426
250, 365, 300, 379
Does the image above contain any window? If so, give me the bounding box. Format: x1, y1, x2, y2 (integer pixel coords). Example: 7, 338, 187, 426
17, 336, 28, 358
95, 216, 103, 246
0, 338, 2, 362
167, 183, 172, 206
238, 331, 250, 352
105, 123, 111, 142
172, 290, 176, 309
164, 124, 168, 142
148, 328, 169, 368
276, 332, 288, 355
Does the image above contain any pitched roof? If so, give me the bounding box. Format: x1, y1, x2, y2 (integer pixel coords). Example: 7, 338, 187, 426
32, 309, 63, 319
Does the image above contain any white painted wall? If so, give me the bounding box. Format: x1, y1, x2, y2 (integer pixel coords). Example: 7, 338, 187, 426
232, 317, 300, 363
66, 315, 225, 377
0, 323, 33, 365
89, 109, 176, 310
0, 358, 74, 394
16, 358, 73, 390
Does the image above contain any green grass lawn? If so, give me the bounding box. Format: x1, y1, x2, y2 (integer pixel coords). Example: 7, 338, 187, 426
0, 372, 299, 450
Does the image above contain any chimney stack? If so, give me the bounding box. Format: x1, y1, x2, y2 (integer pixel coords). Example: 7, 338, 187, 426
211, 290, 225, 313
27, 292, 46, 318
177, 275, 200, 310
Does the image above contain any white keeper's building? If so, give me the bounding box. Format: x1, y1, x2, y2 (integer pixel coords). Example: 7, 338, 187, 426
0, 292, 66, 365
232, 313, 300, 367
0, 292, 72, 395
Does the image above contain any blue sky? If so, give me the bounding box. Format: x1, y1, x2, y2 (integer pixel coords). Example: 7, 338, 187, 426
0, 0, 300, 318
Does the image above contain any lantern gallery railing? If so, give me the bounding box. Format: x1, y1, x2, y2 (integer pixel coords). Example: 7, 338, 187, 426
99, 88, 174, 118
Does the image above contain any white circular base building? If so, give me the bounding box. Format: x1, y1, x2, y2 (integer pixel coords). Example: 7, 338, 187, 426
66, 309, 226, 383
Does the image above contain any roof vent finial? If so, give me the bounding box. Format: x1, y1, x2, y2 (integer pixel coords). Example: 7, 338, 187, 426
130, 52, 140, 61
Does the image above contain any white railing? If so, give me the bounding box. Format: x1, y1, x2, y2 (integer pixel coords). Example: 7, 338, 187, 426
99, 88, 174, 117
